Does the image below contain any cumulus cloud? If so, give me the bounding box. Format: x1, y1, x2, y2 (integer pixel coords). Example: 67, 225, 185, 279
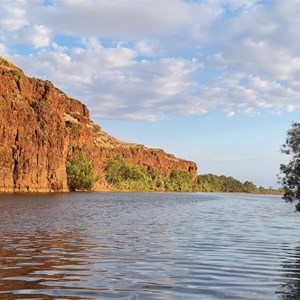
0, 1, 51, 49
0, 0, 28, 31
7, 25, 51, 48
12, 41, 201, 121
2, 0, 300, 120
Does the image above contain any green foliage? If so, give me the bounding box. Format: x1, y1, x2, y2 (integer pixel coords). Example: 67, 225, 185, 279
104, 155, 151, 190
103, 155, 276, 194
104, 155, 194, 192
196, 173, 257, 193
279, 122, 300, 211
243, 181, 257, 193
166, 170, 193, 192
66, 154, 95, 191
10, 69, 22, 90
71, 124, 78, 136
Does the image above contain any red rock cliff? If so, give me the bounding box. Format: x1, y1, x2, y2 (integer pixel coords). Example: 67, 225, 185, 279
0, 57, 197, 192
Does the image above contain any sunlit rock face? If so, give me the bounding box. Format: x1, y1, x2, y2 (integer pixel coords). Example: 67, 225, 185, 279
0, 57, 197, 192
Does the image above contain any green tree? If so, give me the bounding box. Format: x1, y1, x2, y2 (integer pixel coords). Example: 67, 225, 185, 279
196, 173, 247, 193
104, 155, 194, 192
279, 122, 300, 211
104, 155, 128, 185
167, 170, 193, 192
243, 181, 257, 193
104, 155, 151, 190
66, 154, 95, 191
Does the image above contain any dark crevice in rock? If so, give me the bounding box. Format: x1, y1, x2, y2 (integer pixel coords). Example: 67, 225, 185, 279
13, 158, 19, 186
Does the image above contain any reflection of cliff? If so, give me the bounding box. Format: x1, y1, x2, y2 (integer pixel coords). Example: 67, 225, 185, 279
0, 230, 96, 299
278, 245, 300, 300
0, 57, 197, 192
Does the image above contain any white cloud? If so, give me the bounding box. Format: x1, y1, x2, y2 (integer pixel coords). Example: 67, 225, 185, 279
30, 25, 51, 48
32, 0, 217, 41
0, 0, 28, 31
0, 1, 51, 49
135, 40, 160, 57
7, 25, 51, 48
12, 43, 201, 120
0, 43, 8, 56
2, 0, 300, 120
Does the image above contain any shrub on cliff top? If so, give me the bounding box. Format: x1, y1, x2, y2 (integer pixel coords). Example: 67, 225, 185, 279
66, 154, 95, 191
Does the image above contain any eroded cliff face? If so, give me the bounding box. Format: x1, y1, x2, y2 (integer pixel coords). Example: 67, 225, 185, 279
0, 57, 197, 192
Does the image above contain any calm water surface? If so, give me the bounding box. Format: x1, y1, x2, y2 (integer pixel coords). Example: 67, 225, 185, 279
0, 192, 300, 299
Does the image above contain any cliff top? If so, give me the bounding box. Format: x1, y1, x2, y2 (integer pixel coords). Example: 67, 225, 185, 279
0, 56, 23, 72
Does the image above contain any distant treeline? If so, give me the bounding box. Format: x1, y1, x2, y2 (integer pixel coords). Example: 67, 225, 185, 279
103, 155, 281, 194
196, 174, 281, 194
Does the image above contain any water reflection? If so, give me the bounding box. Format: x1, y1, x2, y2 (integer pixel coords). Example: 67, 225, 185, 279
278, 245, 300, 300
0, 227, 178, 299
0, 230, 100, 299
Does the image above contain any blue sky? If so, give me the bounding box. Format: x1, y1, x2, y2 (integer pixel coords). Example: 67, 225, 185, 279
1, 0, 299, 187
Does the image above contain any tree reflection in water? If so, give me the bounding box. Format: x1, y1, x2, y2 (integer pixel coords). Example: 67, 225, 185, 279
278, 244, 300, 300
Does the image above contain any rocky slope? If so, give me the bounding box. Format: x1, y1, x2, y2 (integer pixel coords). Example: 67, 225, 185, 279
0, 57, 197, 192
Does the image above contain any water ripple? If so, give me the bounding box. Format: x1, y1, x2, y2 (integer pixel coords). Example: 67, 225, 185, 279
0, 192, 300, 299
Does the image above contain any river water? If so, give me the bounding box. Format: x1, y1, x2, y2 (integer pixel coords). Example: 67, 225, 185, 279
0, 192, 299, 299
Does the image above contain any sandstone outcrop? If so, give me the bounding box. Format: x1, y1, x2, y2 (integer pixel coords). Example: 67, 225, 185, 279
0, 57, 197, 192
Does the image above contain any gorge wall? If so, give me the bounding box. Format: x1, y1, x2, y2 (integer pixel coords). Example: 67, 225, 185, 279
0, 57, 197, 192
